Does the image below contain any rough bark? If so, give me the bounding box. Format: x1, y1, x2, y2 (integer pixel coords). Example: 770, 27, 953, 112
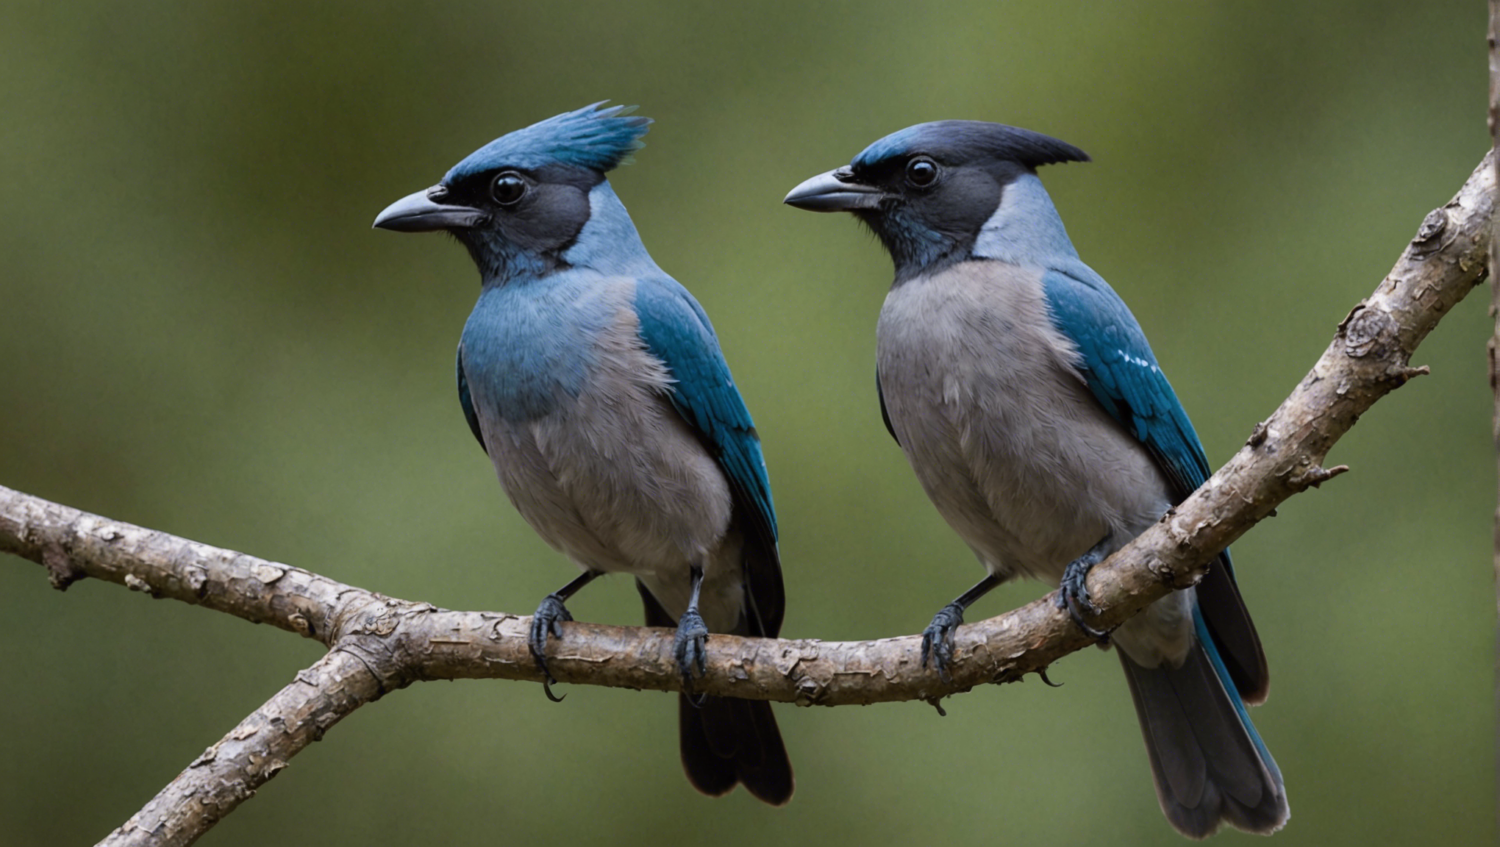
0, 152, 1492, 847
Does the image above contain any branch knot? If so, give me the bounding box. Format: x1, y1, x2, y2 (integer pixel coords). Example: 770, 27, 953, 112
42, 539, 85, 590
1410, 207, 1450, 256
1342, 306, 1400, 360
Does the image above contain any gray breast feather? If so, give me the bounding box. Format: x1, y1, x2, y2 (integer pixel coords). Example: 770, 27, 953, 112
472, 281, 744, 630
876, 261, 1173, 586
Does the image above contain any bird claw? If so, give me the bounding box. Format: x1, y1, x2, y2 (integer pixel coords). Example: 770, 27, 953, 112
920, 602, 966, 683
529, 593, 574, 700
1056, 558, 1110, 643
673, 608, 710, 691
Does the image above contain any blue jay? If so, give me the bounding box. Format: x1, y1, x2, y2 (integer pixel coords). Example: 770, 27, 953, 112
373, 103, 792, 805
784, 121, 1286, 837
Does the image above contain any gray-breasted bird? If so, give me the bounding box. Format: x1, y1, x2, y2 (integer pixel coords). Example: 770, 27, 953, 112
785, 121, 1285, 837
375, 103, 792, 804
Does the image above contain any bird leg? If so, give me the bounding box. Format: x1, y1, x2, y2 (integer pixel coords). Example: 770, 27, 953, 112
529, 570, 600, 702
673, 564, 711, 701
1056, 535, 1113, 642
921, 573, 1003, 683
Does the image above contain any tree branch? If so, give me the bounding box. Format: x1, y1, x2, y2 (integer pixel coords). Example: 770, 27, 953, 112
1, 152, 1491, 846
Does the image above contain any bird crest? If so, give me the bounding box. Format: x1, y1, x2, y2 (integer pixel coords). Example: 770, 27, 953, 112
445, 102, 652, 183
854, 121, 1089, 172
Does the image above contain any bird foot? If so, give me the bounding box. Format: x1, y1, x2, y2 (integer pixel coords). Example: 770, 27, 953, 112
529, 593, 575, 702
921, 602, 966, 683
673, 608, 710, 691
1056, 555, 1110, 643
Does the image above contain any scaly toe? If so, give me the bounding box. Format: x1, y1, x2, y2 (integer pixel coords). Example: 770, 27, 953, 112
673, 609, 710, 687
920, 604, 965, 683
528, 594, 575, 698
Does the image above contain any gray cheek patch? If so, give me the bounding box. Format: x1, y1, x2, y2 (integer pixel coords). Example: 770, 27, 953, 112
562, 182, 660, 275
971, 173, 1081, 268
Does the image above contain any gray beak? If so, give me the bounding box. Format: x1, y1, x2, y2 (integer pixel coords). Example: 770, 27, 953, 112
782, 167, 886, 212
373, 186, 487, 232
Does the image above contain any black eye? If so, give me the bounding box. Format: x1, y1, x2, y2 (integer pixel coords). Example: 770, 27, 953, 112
491, 172, 527, 206
905, 157, 938, 187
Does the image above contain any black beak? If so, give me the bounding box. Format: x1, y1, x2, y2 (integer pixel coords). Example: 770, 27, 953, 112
783, 167, 886, 212
373, 185, 487, 232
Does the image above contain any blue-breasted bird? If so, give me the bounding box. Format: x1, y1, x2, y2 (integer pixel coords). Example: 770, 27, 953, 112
373, 103, 792, 804
784, 121, 1286, 837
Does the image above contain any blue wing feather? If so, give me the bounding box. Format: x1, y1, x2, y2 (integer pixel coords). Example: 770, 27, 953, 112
632, 276, 783, 635
1042, 266, 1267, 700
1040, 267, 1210, 502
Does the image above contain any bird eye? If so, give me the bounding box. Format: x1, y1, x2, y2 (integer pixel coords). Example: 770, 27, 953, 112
905, 157, 938, 188
491, 172, 527, 206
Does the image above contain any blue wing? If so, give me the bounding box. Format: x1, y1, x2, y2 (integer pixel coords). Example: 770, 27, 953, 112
633, 276, 783, 637
1042, 266, 1267, 702
1041, 267, 1210, 499
456, 348, 486, 454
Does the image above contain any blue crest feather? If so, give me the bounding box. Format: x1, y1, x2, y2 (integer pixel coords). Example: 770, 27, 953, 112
445, 102, 652, 183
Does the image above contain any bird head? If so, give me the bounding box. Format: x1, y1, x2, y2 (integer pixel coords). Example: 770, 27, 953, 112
784, 121, 1089, 279
374, 102, 652, 283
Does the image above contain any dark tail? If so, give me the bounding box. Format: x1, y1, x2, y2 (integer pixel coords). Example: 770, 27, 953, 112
1119, 607, 1288, 839
680, 694, 793, 805
636, 578, 794, 805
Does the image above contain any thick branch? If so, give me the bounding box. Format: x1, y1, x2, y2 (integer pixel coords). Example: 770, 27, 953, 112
0, 152, 1492, 847
0, 490, 360, 646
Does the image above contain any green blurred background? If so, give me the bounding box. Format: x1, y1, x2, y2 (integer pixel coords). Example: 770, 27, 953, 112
1, 1, 1494, 844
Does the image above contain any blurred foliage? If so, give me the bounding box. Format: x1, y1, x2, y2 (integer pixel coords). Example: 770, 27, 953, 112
1, 1, 1494, 844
